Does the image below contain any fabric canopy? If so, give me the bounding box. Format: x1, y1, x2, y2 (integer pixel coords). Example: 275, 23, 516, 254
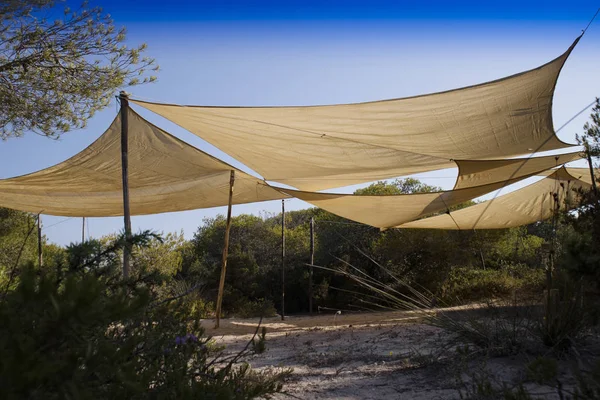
398, 168, 591, 230
538, 167, 594, 185
0, 109, 286, 217
132, 37, 579, 191
278, 172, 547, 229
453, 152, 583, 189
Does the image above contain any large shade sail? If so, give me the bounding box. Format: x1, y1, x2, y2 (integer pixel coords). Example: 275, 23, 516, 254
538, 167, 595, 185
132, 37, 579, 191
398, 168, 591, 230
0, 109, 287, 217
453, 152, 583, 189
277, 172, 548, 229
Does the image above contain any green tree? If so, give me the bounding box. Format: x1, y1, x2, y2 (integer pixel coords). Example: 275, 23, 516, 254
577, 98, 600, 159
0, 0, 158, 139
0, 208, 38, 290
561, 98, 600, 288
354, 177, 440, 195
134, 231, 187, 277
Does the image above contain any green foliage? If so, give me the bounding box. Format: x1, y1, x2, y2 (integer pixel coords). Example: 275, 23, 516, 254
252, 327, 268, 354
134, 231, 188, 276
160, 279, 215, 319
0, 233, 288, 399
537, 288, 589, 352
488, 227, 544, 267
354, 177, 440, 195
0, 0, 158, 139
559, 195, 600, 292
577, 98, 600, 158
565, 98, 600, 290
188, 212, 311, 316
233, 298, 278, 319
0, 208, 38, 271
440, 264, 544, 305
176, 177, 550, 316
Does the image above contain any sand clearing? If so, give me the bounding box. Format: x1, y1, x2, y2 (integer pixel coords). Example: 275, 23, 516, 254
203, 309, 567, 399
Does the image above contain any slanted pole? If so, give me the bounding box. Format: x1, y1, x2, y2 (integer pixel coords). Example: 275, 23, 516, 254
585, 143, 598, 196
82, 217, 86, 243
309, 217, 314, 314
215, 170, 235, 329
37, 214, 43, 268
281, 199, 286, 321
119, 91, 132, 278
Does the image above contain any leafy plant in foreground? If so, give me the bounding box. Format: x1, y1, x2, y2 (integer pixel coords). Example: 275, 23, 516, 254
0, 232, 288, 399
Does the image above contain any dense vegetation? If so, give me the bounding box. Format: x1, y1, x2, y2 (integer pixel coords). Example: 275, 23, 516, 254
0, 183, 553, 319
0, 231, 290, 399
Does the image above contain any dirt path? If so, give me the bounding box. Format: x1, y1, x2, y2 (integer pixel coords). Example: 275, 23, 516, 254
205, 309, 570, 399
207, 311, 461, 399
203, 309, 427, 335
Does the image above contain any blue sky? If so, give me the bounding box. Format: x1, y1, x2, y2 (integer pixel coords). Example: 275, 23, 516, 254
1, 1, 599, 245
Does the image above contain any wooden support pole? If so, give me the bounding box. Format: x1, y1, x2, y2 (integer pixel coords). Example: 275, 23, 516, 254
215, 170, 235, 329
37, 214, 43, 268
309, 217, 314, 314
82, 217, 86, 243
281, 199, 286, 321
119, 91, 132, 279
585, 143, 598, 196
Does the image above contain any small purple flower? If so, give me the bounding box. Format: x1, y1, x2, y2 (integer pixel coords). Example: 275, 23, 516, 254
175, 336, 184, 345
163, 347, 172, 355
186, 333, 198, 343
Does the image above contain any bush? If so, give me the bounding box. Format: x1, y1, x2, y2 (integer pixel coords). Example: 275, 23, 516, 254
160, 279, 216, 319
439, 265, 544, 305
0, 233, 288, 399
232, 298, 278, 319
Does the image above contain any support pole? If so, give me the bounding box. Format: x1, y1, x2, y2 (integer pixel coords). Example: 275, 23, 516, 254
119, 91, 132, 279
309, 217, 314, 314
585, 143, 598, 196
82, 217, 86, 243
215, 170, 235, 329
281, 199, 286, 321
37, 214, 43, 268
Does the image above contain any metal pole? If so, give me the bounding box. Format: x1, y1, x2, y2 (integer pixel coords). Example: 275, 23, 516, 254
585, 143, 598, 196
309, 217, 314, 314
281, 199, 285, 321
119, 91, 132, 278
215, 170, 235, 329
82, 217, 86, 243
37, 214, 43, 268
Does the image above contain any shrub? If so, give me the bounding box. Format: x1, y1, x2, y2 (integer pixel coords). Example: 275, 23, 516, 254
0, 233, 288, 399
161, 278, 215, 319
252, 327, 268, 354
439, 265, 544, 305
232, 298, 278, 319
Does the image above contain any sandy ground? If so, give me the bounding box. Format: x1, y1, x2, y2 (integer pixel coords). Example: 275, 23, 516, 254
201, 309, 568, 399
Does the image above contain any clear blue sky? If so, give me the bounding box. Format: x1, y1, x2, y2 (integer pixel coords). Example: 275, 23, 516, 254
0, 0, 599, 245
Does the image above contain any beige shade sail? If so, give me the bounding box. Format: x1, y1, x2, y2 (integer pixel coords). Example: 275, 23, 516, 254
398, 168, 591, 230
454, 152, 583, 189
277, 172, 544, 229
132, 37, 579, 191
538, 167, 595, 185
563, 167, 596, 185
0, 109, 287, 217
